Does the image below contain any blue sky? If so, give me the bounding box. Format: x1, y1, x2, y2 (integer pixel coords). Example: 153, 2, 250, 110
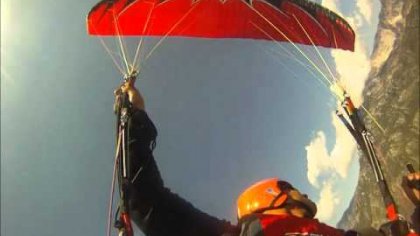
1, 0, 380, 235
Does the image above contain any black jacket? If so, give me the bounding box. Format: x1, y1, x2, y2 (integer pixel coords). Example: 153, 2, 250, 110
127, 109, 239, 236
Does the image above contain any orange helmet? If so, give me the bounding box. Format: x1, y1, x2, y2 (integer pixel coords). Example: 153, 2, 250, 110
236, 178, 316, 219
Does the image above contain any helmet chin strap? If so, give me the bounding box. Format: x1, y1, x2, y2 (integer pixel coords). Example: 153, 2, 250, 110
269, 192, 289, 208
259, 193, 316, 219
282, 197, 317, 218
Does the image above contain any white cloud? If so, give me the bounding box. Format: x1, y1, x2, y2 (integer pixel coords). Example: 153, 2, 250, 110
329, 112, 357, 177
331, 47, 370, 106
315, 181, 340, 221
306, 131, 331, 187
321, 0, 376, 106
306, 112, 357, 188
356, 0, 373, 24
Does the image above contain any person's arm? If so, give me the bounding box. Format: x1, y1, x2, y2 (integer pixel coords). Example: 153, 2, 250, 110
127, 109, 238, 236
115, 80, 238, 236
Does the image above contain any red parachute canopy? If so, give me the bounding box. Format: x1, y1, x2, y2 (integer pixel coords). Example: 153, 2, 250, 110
87, 0, 355, 51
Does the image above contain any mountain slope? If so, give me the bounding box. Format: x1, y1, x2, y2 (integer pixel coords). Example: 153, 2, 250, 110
337, 0, 419, 231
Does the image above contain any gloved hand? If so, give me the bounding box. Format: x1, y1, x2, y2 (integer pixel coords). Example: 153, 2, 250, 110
402, 170, 420, 205
379, 219, 417, 236
114, 77, 145, 111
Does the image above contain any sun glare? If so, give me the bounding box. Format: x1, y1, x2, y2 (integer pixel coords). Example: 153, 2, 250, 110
1, 1, 13, 85
1, 1, 11, 44
0, 0, 12, 44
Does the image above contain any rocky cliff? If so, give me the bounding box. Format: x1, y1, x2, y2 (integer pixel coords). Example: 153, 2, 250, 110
337, 0, 419, 232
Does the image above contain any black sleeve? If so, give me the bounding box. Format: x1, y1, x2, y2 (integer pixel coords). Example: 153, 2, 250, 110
126, 109, 239, 236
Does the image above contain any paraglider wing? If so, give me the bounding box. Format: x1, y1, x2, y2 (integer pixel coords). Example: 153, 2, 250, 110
87, 0, 355, 51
